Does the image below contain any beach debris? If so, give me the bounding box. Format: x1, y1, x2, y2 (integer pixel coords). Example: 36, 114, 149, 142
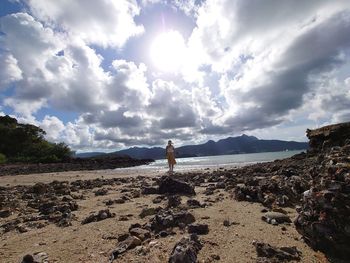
187, 223, 209, 235
169, 234, 202, 263
253, 241, 302, 261
81, 209, 115, 224
158, 176, 196, 196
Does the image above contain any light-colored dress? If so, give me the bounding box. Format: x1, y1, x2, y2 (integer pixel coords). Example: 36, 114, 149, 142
166, 145, 176, 165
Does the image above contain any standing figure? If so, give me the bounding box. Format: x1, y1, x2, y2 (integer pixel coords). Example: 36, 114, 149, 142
166, 140, 176, 173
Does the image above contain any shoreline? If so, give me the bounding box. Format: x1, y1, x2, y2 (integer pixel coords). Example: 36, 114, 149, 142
1, 126, 349, 263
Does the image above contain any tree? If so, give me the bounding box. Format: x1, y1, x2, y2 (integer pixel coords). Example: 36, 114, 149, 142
0, 115, 72, 163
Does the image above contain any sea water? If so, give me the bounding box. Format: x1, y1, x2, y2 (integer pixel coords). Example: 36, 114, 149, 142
134, 150, 305, 171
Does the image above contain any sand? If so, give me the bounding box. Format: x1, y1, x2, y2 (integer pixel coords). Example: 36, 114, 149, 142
0, 167, 329, 263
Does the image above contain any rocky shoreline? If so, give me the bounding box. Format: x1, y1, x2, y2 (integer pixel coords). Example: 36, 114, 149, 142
0, 122, 349, 262
0, 156, 154, 176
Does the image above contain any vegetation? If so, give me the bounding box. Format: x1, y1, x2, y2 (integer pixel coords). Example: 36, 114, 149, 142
0, 115, 72, 163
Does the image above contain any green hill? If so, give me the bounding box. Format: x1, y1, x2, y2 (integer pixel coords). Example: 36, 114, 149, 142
0, 115, 72, 163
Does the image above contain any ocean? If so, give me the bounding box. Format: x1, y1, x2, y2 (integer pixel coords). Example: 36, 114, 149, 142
134, 150, 305, 171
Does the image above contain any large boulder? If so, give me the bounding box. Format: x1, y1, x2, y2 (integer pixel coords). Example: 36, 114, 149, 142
158, 176, 195, 196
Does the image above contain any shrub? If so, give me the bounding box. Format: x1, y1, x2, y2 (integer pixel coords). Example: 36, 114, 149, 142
0, 153, 7, 164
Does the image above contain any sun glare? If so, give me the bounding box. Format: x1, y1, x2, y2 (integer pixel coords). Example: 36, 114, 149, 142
150, 30, 186, 72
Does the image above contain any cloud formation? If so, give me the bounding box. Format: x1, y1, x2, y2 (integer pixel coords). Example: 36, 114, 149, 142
0, 0, 349, 151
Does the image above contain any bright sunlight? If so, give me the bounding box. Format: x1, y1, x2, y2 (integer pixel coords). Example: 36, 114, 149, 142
150, 30, 186, 72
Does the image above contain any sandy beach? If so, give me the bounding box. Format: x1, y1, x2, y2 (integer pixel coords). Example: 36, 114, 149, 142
0, 166, 328, 263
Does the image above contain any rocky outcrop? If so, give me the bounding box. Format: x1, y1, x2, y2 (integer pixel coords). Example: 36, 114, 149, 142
307, 122, 350, 152
279, 122, 350, 259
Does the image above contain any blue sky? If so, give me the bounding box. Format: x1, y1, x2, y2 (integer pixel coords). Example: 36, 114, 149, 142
1, 0, 350, 152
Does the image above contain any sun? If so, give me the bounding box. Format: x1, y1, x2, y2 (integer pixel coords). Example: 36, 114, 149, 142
150, 30, 186, 73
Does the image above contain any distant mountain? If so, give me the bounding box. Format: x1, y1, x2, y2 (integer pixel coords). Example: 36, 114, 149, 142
76, 134, 308, 159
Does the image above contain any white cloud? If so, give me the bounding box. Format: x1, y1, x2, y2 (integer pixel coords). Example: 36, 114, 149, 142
25, 0, 144, 48
1, 1, 350, 151
40, 115, 65, 141
0, 53, 22, 89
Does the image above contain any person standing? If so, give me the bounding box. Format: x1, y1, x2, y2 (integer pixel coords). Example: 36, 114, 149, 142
166, 140, 176, 173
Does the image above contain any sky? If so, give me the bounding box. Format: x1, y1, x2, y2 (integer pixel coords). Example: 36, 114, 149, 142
0, 0, 350, 152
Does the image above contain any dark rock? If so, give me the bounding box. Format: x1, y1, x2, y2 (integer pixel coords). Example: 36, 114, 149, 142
152, 196, 164, 204
30, 183, 49, 195
186, 199, 201, 208
150, 210, 196, 232
94, 188, 108, 196
110, 236, 142, 260
158, 176, 195, 196
139, 207, 161, 218
129, 227, 151, 241
21, 252, 49, 263
188, 223, 209, 235
81, 209, 115, 224
142, 186, 159, 195
22, 254, 35, 263
167, 195, 181, 208
203, 187, 214, 196
253, 241, 301, 261
117, 233, 130, 242
0, 209, 11, 218
169, 234, 202, 263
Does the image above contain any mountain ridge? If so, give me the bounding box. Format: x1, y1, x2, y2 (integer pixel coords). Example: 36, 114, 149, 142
76, 134, 308, 159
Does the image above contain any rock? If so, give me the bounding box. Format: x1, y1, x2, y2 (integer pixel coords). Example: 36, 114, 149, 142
167, 195, 181, 208
129, 227, 151, 241
94, 188, 108, 196
81, 209, 115, 224
21, 252, 49, 263
150, 210, 196, 232
30, 183, 49, 195
22, 254, 35, 263
203, 187, 215, 196
117, 233, 130, 242
110, 236, 142, 260
261, 212, 291, 224
158, 176, 195, 196
139, 207, 161, 218
188, 224, 209, 235
210, 254, 220, 261
169, 234, 202, 263
152, 196, 164, 204
141, 186, 159, 195
0, 209, 11, 218
253, 241, 301, 261
186, 199, 201, 208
